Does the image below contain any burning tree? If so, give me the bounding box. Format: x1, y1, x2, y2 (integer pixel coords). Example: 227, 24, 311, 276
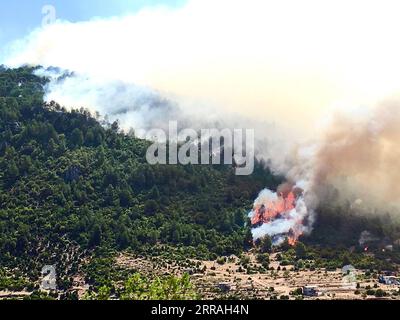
249, 183, 313, 246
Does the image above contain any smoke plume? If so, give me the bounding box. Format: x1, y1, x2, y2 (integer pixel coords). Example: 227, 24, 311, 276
5, 0, 400, 135
312, 100, 400, 210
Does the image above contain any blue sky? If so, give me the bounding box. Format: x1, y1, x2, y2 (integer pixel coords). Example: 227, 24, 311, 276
0, 0, 185, 48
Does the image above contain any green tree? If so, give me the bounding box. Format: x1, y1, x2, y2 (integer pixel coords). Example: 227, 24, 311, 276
70, 128, 84, 147
5, 160, 20, 185
117, 229, 130, 249
149, 186, 160, 200
295, 242, 307, 259
144, 200, 159, 215
121, 273, 197, 300
256, 253, 270, 268
119, 190, 133, 207
234, 210, 245, 226
97, 285, 111, 300
47, 138, 57, 154
20, 155, 32, 174
260, 236, 272, 253
89, 225, 102, 247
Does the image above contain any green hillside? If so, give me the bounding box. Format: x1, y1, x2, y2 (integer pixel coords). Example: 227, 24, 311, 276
0, 66, 281, 293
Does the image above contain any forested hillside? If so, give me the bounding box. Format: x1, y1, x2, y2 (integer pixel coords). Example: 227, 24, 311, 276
3, 67, 400, 300
0, 66, 282, 291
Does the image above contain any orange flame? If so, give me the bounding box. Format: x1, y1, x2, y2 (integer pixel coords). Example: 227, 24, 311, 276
251, 191, 296, 226
251, 186, 304, 246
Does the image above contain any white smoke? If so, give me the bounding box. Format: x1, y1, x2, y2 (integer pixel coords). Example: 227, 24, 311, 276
251, 218, 298, 241
35, 67, 183, 132
358, 231, 379, 247
250, 189, 279, 209
5, 0, 400, 135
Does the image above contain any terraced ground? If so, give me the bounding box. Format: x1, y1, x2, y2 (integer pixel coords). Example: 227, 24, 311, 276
113, 251, 400, 300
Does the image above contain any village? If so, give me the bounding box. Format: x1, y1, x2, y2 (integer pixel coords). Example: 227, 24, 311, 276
1, 243, 400, 301
114, 250, 400, 300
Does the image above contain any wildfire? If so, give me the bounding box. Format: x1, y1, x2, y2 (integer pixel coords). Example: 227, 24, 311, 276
251, 191, 296, 226
249, 183, 308, 246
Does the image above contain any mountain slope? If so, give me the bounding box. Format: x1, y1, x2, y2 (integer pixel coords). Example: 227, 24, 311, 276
0, 66, 282, 290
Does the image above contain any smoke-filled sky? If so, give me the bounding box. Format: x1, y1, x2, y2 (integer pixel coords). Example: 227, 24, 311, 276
3, 0, 400, 135
2, 0, 400, 209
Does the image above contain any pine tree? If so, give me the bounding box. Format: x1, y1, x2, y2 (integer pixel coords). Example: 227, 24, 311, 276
70, 128, 84, 147
89, 225, 102, 247
5, 160, 20, 185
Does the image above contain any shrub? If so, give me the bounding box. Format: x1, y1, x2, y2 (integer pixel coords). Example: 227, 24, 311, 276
375, 289, 386, 297
366, 289, 376, 296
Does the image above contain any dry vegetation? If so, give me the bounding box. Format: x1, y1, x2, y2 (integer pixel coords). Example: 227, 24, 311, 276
114, 251, 400, 300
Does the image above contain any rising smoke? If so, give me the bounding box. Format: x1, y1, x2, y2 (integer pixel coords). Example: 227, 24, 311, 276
312, 100, 400, 210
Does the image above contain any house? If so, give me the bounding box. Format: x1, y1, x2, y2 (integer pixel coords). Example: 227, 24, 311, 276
378, 275, 400, 285
217, 282, 231, 292
303, 285, 318, 296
